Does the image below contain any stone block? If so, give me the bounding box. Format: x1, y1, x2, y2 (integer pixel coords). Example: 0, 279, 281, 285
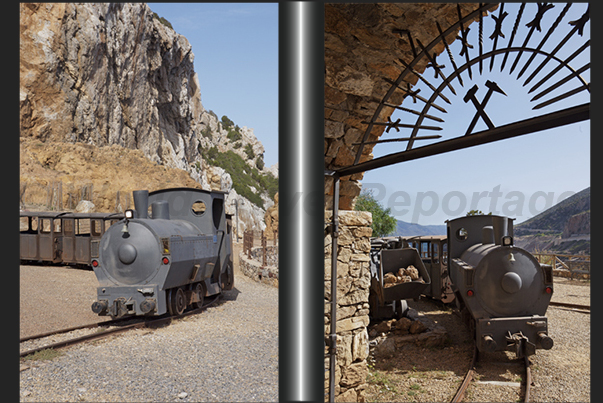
336, 315, 370, 333
352, 329, 369, 362
340, 362, 369, 388
338, 211, 372, 227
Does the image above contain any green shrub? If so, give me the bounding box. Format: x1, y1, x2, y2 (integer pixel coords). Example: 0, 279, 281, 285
256, 156, 264, 170
227, 129, 242, 142
202, 148, 278, 208
221, 115, 235, 129
152, 12, 173, 30
201, 126, 212, 139
244, 144, 255, 160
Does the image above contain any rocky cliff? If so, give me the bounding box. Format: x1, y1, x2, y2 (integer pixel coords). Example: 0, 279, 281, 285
20, 3, 276, 235
562, 211, 590, 239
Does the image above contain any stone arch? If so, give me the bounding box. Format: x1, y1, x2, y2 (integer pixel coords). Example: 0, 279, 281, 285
325, 3, 590, 209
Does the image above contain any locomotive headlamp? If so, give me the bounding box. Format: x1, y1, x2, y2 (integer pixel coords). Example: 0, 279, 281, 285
502, 236, 513, 246
122, 209, 134, 234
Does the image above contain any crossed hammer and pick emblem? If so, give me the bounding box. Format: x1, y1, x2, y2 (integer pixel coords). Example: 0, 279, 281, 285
463, 80, 507, 136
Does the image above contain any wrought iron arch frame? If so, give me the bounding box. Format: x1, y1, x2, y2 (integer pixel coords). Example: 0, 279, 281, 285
334, 2, 590, 177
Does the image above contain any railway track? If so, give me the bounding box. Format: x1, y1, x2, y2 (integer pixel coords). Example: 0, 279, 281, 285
451, 345, 532, 403
549, 301, 590, 313
20, 294, 222, 358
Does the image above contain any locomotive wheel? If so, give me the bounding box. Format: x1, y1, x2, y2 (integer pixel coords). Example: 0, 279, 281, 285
168, 287, 187, 316
193, 283, 205, 310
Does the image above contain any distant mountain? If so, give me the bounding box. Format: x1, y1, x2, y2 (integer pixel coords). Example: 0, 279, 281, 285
393, 220, 447, 236
515, 187, 590, 235
514, 187, 590, 255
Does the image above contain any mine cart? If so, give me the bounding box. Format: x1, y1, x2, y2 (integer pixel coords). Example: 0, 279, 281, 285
369, 240, 431, 319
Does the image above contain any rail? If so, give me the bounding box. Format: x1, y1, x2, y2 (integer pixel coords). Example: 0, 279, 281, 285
533, 253, 590, 279
20, 294, 222, 358
451, 345, 531, 402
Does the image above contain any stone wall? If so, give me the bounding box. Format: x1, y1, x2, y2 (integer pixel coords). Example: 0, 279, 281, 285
324, 210, 373, 402
238, 248, 279, 287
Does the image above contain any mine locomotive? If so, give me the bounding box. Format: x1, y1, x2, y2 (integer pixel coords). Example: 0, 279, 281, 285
369, 214, 554, 358
447, 215, 553, 357
91, 188, 234, 318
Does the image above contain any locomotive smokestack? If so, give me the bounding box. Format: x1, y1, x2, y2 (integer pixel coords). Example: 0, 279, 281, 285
133, 190, 149, 219
482, 226, 495, 244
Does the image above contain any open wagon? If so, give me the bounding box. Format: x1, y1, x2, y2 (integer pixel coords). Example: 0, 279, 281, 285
369, 239, 431, 319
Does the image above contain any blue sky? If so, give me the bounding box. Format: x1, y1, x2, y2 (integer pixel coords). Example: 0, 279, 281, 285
360, 3, 590, 226
146, 4, 590, 226
148, 3, 279, 168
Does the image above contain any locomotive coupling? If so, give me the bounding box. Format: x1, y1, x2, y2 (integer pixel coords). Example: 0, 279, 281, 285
506, 331, 536, 358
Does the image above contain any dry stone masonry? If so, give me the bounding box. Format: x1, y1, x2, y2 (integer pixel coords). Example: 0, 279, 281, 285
324, 210, 373, 402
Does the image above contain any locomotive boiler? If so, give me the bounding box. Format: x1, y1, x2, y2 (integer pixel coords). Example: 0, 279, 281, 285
91, 188, 233, 318
447, 215, 554, 357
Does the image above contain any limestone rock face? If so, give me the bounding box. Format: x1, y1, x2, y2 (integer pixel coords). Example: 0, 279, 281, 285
563, 211, 590, 239
20, 3, 203, 172
20, 3, 277, 235
264, 192, 279, 240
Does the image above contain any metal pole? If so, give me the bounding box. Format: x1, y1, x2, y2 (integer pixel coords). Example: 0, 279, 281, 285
329, 173, 340, 403
279, 2, 325, 401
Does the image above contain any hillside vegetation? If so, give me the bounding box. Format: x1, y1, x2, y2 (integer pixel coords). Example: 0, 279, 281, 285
515, 187, 590, 234
514, 187, 590, 255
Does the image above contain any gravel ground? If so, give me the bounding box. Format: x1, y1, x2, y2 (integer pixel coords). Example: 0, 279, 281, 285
20, 264, 112, 339
20, 244, 279, 402
365, 277, 590, 402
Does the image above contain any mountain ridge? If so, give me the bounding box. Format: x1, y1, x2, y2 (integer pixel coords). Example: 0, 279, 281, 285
515, 187, 590, 234
393, 220, 446, 237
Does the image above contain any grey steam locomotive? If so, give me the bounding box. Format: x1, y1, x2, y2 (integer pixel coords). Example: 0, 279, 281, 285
447, 215, 553, 358
369, 214, 554, 358
91, 188, 234, 318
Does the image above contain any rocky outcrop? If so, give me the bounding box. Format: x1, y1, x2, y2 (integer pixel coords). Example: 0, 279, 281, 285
20, 3, 276, 235
264, 193, 279, 240
19, 137, 202, 211
562, 211, 590, 239
20, 3, 202, 171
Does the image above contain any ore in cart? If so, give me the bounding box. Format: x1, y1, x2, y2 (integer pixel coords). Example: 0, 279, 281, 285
369, 241, 431, 319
